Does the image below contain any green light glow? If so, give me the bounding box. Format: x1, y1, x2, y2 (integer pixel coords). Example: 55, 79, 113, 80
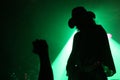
108, 38, 120, 80
52, 32, 120, 80
52, 30, 77, 80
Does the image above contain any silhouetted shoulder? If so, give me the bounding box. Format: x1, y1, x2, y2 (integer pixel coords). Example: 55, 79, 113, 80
74, 32, 81, 37
73, 32, 81, 41
96, 25, 107, 34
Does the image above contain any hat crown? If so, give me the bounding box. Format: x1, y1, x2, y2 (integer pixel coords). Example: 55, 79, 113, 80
72, 7, 87, 18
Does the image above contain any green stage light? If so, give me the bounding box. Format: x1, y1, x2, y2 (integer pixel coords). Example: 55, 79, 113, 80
108, 38, 120, 80
52, 30, 77, 80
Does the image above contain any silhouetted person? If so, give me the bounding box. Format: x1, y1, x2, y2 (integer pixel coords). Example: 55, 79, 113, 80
32, 39, 53, 80
66, 7, 116, 80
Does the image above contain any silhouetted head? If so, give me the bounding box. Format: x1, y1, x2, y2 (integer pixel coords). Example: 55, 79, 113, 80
68, 6, 96, 30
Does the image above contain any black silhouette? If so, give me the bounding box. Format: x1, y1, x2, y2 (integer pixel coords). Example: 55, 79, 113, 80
32, 39, 53, 80
66, 7, 116, 80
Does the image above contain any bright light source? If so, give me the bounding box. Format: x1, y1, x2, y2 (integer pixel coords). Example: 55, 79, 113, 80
107, 33, 112, 38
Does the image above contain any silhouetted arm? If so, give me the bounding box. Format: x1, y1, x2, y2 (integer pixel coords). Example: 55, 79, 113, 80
98, 26, 116, 76
66, 32, 80, 76
32, 39, 54, 80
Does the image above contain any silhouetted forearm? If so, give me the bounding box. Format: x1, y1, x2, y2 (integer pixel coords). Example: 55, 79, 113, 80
38, 53, 53, 80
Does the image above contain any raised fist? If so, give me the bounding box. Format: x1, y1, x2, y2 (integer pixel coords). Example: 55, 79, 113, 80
32, 39, 48, 55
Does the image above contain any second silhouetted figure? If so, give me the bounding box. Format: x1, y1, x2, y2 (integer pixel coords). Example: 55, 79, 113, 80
33, 39, 53, 80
